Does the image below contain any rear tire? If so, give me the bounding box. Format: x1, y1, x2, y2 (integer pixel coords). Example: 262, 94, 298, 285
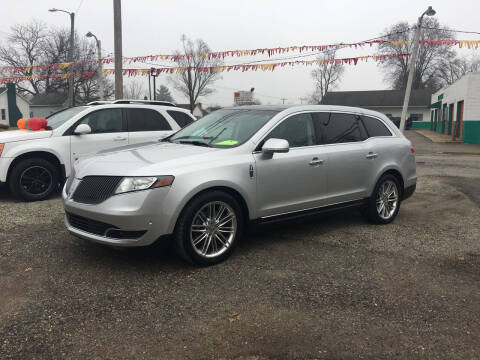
174, 191, 244, 266
9, 158, 59, 201
365, 174, 401, 224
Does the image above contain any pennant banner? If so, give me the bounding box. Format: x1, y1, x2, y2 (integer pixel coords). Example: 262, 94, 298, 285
0, 39, 477, 74
0, 54, 410, 83
105, 53, 412, 76
0, 72, 94, 84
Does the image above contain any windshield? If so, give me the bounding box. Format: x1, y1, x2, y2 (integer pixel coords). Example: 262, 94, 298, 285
46, 107, 88, 130
168, 109, 278, 148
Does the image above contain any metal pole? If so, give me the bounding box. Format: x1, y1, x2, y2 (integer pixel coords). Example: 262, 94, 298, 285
96, 39, 105, 100
148, 73, 151, 100
153, 73, 156, 100
399, 16, 424, 132
113, 0, 123, 99
68, 12, 75, 107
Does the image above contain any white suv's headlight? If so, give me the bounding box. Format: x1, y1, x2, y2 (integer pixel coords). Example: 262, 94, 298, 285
114, 176, 174, 195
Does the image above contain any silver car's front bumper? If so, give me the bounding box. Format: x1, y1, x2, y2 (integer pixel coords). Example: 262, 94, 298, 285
63, 182, 173, 247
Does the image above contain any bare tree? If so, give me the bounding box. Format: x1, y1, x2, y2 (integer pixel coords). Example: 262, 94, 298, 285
156, 85, 174, 102
123, 79, 146, 99
0, 20, 113, 102
170, 35, 223, 112
309, 49, 345, 104
437, 55, 480, 86
0, 20, 48, 95
377, 18, 456, 92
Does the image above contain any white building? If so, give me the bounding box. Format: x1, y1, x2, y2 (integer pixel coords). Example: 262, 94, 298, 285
430, 72, 480, 144
0, 85, 31, 126
321, 89, 432, 129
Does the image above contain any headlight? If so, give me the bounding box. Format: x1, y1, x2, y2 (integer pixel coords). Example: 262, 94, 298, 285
114, 176, 174, 195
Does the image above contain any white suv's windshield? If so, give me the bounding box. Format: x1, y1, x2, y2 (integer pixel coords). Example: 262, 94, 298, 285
168, 109, 278, 148
46, 106, 88, 130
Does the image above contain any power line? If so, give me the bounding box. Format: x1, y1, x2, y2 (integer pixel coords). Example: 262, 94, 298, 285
76, 0, 85, 13
421, 26, 480, 36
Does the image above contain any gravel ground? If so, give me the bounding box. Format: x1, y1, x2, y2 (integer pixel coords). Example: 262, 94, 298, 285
0, 131, 479, 360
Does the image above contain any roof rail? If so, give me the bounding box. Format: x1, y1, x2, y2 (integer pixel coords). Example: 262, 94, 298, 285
111, 99, 177, 107
87, 101, 111, 105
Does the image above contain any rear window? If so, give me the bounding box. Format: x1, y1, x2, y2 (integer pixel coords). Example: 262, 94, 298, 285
167, 110, 195, 128
362, 116, 392, 137
127, 108, 171, 131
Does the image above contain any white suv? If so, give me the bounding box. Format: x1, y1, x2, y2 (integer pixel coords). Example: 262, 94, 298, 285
0, 100, 195, 201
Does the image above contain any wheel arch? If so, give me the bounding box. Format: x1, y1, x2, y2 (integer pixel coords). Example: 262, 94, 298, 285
171, 185, 251, 233
374, 167, 405, 199
7, 151, 65, 183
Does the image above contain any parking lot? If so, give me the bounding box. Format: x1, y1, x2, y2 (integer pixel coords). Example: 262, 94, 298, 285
1, 131, 479, 359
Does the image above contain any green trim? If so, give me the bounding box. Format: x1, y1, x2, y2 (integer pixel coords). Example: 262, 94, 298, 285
411, 121, 431, 129
462, 121, 480, 144
429, 101, 441, 109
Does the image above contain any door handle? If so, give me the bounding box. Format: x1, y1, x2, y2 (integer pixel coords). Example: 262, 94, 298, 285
114, 136, 127, 141
366, 152, 378, 159
309, 157, 324, 166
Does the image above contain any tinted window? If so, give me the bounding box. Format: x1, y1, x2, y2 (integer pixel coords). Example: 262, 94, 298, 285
318, 113, 367, 144
264, 113, 316, 148
78, 108, 125, 134
127, 109, 171, 132
362, 116, 392, 137
167, 110, 194, 128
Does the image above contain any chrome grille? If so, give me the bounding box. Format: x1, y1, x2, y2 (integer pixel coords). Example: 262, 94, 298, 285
72, 176, 122, 204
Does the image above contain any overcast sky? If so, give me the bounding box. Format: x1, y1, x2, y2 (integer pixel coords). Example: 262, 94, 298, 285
1, 0, 479, 106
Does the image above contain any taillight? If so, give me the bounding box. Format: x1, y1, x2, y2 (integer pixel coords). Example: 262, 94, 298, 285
410, 146, 415, 153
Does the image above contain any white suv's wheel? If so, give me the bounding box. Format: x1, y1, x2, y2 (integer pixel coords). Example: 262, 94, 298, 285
9, 158, 59, 201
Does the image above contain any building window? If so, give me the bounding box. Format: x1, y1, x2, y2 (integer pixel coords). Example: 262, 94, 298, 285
1, 109, 5, 120
410, 114, 423, 121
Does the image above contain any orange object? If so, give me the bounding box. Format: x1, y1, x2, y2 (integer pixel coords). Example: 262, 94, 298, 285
17, 118, 27, 129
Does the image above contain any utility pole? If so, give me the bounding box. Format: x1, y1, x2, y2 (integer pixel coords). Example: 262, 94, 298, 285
151, 68, 157, 100
299, 97, 308, 104
86, 32, 104, 100
113, 0, 123, 99
399, 6, 436, 132
48, 8, 75, 107
280, 98, 287, 105
148, 72, 152, 100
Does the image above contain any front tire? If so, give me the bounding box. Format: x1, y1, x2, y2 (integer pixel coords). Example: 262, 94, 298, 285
365, 174, 401, 224
174, 191, 244, 266
9, 158, 59, 201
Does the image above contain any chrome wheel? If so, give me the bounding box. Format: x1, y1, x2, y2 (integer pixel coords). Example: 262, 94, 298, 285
376, 180, 398, 220
190, 201, 237, 258
20, 166, 53, 196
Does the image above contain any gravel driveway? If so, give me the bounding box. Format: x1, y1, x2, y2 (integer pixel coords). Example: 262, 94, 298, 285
1, 131, 479, 359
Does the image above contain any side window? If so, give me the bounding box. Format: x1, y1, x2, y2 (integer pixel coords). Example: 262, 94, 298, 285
264, 113, 316, 148
167, 110, 194, 128
78, 109, 124, 134
361, 116, 392, 137
318, 112, 367, 144
127, 109, 172, 132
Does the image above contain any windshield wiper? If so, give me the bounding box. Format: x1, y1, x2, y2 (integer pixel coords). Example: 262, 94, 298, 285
177, 140, 212, 147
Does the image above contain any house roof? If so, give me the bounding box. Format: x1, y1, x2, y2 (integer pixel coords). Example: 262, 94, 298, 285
321, 89, 432, 108
30, 92, 68, 106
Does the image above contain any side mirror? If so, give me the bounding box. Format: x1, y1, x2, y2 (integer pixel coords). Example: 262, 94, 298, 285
73, 124, 91, 135
262, 138, 289, 154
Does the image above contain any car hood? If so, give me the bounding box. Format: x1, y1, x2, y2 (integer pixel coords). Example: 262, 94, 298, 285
75, 141, 221, 178
0, 129, 53, 143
